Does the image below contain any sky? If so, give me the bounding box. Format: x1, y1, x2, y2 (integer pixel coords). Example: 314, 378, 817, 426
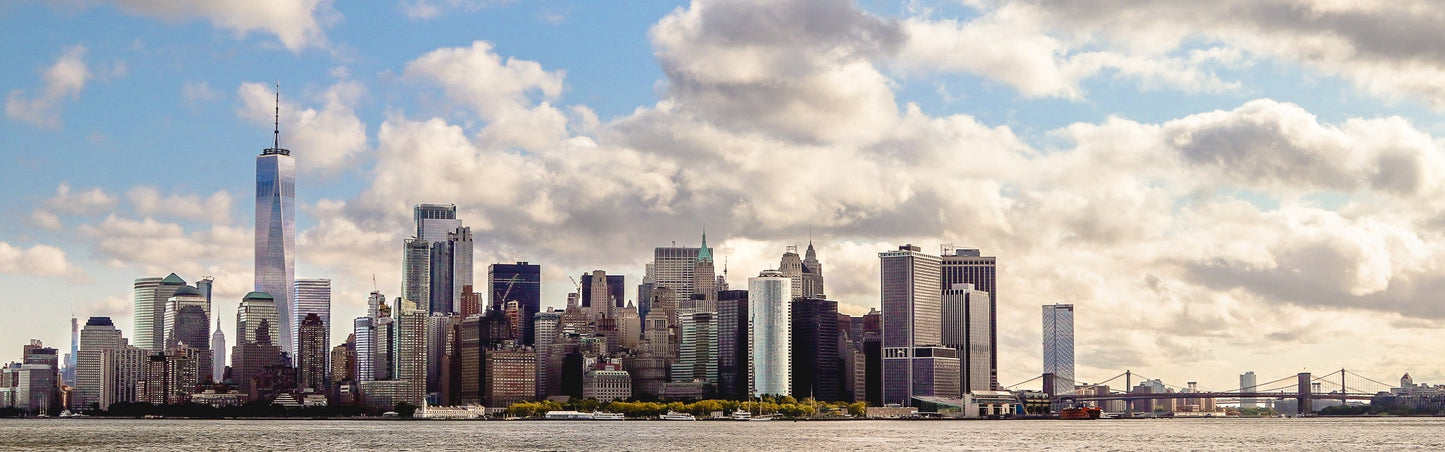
3, 0, 1445, 393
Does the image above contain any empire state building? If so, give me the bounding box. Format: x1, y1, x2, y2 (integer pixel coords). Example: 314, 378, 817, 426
255, 85, 296, 358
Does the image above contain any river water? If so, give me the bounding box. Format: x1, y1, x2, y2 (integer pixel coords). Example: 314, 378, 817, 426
3, 417, 1442, 450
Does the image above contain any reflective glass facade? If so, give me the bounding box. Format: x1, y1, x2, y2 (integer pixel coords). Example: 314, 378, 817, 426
1042, 304, 1074, 396
256, 151, 296, 357
748, 272, 791, 396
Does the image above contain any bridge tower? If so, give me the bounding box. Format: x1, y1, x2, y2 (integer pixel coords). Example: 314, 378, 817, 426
1297, 372, 1311, 415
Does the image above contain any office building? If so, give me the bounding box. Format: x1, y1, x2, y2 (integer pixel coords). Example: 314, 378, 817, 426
940, 246, 997, 388
580, 270, 625, 316
942, 283, 992, 393
163, 284, 209, 349
801, 242, 824, 299
791, 298, 840, 401
583, 369, 632, 402
716, 289, 749, 399
484, 345, 536, 407
236, 292, 280, 350
231, 318, 283, 398
651, 232, 714, 309
1042, 304, 1075, 398
292, 278, 331, 356
749, 270, 791, 396
488, 262, 541, 344
331, 334, 356, 385
880, 245, 960, 405
100, 345, 146, 410
1240, 371, 1258, 409
256, 105, 297, 358
403, 238, 432, 307
75, 317, 125, 410
211, 320, 226, 383
672, 310, 719, 384
297, 313, 328, 391
133, 274, 186, 352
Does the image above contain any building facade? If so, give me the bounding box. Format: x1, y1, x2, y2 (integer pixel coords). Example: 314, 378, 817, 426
748, 270, 791, 397
942, 283, 992, 393
880, 245, 960, 405
1042, 304, 1075, 398
256, 128, 297, 359
791, 298, 840, 401
940, 246, 997, 389
488, 262, 541, 344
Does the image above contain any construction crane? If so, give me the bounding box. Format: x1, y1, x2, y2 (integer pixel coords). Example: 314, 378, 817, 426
495, 275, 521, 307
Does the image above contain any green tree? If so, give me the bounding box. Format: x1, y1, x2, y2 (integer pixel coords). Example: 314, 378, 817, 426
847, 402, 867, 417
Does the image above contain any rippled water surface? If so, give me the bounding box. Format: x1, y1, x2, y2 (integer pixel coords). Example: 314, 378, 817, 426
5, 417, 1444, 451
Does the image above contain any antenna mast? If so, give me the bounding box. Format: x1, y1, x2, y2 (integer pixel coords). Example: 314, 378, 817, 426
273, 82, 280, 151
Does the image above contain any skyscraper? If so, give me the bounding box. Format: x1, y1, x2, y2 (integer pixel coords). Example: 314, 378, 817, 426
1240, 371, 1258, 408
297, 313, 328, 391
163, 285, 209, 350
651, 232, 714, 309
942, 283, 992, 393
292, 278, 331, 357
580, 270, 625, 315
64, 316, 78, 386
256, 89, 297, 359
133, 274, 186, 352
940, 246, 997, 388
791, 298, 840, 401
1042, 304, 1075, 398
211, 320, 226, 383
672, 311, 718, 384
403, 238, 432, 307
780, 247, 804, 298
411, 204, 470, 315
75, 317, 125, 410
237, 292, 280, 351
488, 262, 541, 344
880, 245, 961, 405
716, 289, 749, 399
801, 241, 824, 299
749, 270, 791, 397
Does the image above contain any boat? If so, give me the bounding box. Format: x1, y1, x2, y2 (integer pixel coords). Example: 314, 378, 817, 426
660, 411, 696, 421
591, 412, 625, 420
1059, 407, 1102, 420
731, 411, 752, 421
748, 415, 775, 421
545, 411, 595, 420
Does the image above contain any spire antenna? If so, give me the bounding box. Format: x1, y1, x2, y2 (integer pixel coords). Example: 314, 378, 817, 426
273, 82, 281, 151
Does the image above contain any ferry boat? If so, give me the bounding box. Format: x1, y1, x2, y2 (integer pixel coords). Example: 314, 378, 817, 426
592, 412, 625, 420
1059, 407, 1102, 420
731, 411, 752, 421
660, 411, 697, 421
545, 411, 595, 420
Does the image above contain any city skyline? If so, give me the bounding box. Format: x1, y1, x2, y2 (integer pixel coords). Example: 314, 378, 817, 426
5, 0, 1445, 393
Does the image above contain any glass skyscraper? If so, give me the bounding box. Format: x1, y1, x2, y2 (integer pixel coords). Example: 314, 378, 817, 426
880, 245, 960, 405
748, 270, 791, 397
1042, 304, 1075, 397
256, 110, 296, 358
488, 262, 541, 344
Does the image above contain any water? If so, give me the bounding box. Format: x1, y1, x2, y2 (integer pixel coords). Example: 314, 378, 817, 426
4, 417, 1444, 451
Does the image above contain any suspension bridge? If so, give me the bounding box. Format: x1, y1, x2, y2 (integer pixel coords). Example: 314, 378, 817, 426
1005, 368, 1398, 415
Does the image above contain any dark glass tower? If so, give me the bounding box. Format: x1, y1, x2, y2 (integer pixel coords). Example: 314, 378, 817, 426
488, 262, 541, 344
791, 298, 840, 401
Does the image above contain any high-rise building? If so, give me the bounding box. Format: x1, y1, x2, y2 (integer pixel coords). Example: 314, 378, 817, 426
693, 233, 717, 304
63, 316, 78, 387
331, 334, 356, 385
488, 262, 541, 344
75, 317, 125, 411
672, 310, 718, 384
1240, 371, 1258, 408
880, 245, 961, 405
414, 204, 461, 242
293, 278, 331, 357
230, 318, 282, 398
426, 313, 457, 401
651, 232, 714, 309
133, 274, 186, 352
780, 247, 804, 299
353, 317, 376, 382
391, 300, 427, 406
580, 270, 625, 315
297, 313, 328, 391
236, 292, 280, 349
532, 309, 561, 399
484, 346, 536, 407
99, 345, 146, 410
403, 238, 432, 308
791, 298, 840, 401
20, 342, 59, 413
716, 289, 749, 399
942, 283, 992, 393
1042, 304, 1075, 398
163, 285, 209, 350
940, 246, 997, 389
637, 263, 656, 324
211, 320, 226, 383
428, 227, 473, 314
801, 242, 824, 299
749, 270, 791, 397
256, 97, 297, 359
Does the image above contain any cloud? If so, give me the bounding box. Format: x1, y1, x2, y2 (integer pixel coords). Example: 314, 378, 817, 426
97, 0, 339, 51
41, 182, 118, 215
985, 0, 1445, 107
237, 81, 368, 172
897, 9, 1242, 99
182, 81, 222, 102
399, 0, 518, 20
0, 242, 80, 278
29, 210, 62, 231
6, 45, 91, 129
125, 186, 235, 225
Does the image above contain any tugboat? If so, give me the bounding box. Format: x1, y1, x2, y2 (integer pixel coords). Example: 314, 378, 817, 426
1059, 406, 1102, 420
